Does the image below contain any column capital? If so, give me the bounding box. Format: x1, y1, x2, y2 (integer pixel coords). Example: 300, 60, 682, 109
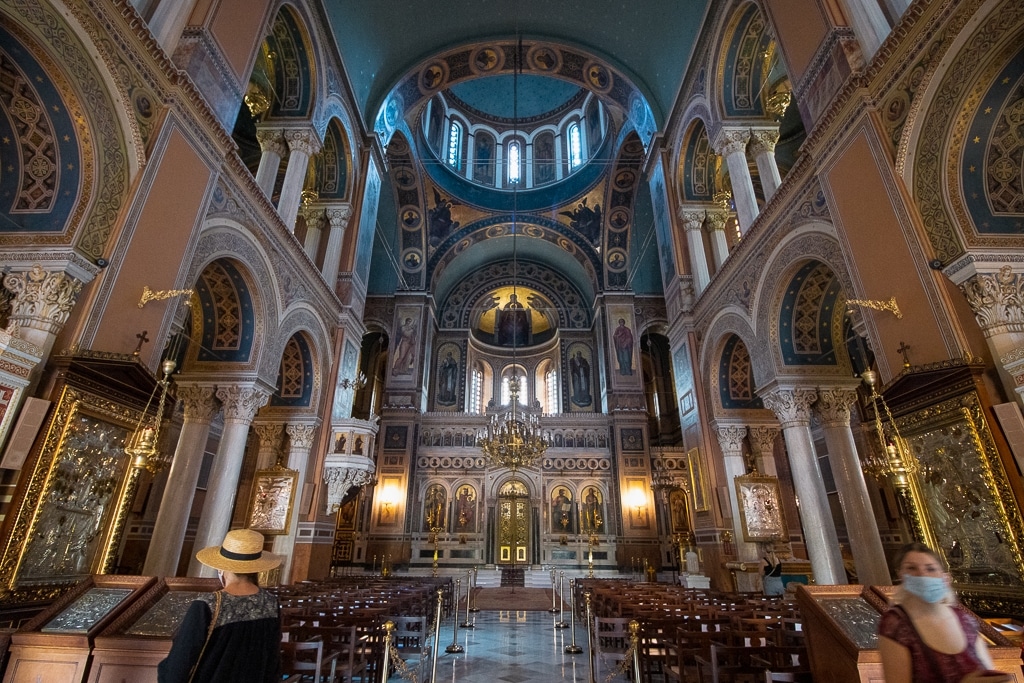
712, 128, 750, 157
176, 384, 220, 423
714, 423, 748, 454
3, 264, 83, 336
303, 202, 353, 230
282, 127, 322, 157
815, 386, 859, 428
253, 422, 284, 449
748, 425, 780, 457
959, 265, 1024, 336
760, 386, 818, 428
216, 384, 270, 425
678, 209, 706, 231
255, 128, 288, 157
286, 422, 318, 450
748, 128, 780, 156
705, 209, 728, 233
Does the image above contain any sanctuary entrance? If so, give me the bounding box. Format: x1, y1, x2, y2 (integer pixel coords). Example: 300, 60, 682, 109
496, 480, 530, 565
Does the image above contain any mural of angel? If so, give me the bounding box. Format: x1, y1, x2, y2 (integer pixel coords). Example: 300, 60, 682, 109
560, 198, 602, 244
428, 188, 460, 246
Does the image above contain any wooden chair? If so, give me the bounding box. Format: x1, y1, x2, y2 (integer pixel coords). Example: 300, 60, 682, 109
291, 625, 365, 683
696, 643, 773, 683
389, 616, 431, 680
280, 639, 340, 683
593, 617, 633, 681
763, 672, 813, 683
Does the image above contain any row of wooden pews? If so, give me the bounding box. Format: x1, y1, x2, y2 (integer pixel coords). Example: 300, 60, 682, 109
577, 579, 810, 683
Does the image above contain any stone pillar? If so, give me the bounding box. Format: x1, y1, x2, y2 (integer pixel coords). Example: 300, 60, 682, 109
679, 209, 710, 294
705, 210, 731, 269
253, 423, 284, 470
189, 384, 270, 577
840, 0, 891, 62
3, 264, 84, 362
748, 425, 780, 477
715, 424, 762, 591
254, 127, 287, 198
273, 423, 317, 582
145, 0, 199, 56
958, 265, 1024, 407
749, 129, 782, 201
761, 386, 847, 585
301, 206, 326, 262
278, 128, 322, 231
816, 386, 891, 585
143, 385, 219, 577
318, 203, 354, 287
713, 129, 759, 234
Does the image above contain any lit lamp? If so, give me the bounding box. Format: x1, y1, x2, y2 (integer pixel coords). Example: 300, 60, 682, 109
860, 369, 917, 493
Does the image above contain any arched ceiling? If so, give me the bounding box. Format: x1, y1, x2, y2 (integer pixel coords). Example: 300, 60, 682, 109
323, 0, 712, 129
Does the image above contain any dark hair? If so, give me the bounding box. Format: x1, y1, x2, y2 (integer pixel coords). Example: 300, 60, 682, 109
237, 572, 260, 584
893, 542, 945, 573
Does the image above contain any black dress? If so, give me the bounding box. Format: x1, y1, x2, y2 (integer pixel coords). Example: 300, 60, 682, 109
158, 589, 280, 683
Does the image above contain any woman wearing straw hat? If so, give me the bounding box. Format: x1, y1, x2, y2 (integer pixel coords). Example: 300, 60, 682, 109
158, 529, 283, 682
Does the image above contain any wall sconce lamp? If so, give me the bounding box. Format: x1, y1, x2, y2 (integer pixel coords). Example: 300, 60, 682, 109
379, 485, 399, 512
339, 370, 367, 391
628, 488, 647, 515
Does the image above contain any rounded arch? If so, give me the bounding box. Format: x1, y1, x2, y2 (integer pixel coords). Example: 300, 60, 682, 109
677, 118, 720, 204
699, 312, 764, 418
0, 6, 139, 263
189, 257, 260, 366
270, 304, 333, 409
263, 4, 317, 119
710, 1, 774, 121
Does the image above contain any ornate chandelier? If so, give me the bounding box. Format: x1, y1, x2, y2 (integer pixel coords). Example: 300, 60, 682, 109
126, 359, 176, 473
479, 375, 547, 471
860, 368, 917, 492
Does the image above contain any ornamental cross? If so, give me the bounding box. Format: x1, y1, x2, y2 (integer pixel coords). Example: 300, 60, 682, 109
897, 341, 911, 368
134, 330, 150, 356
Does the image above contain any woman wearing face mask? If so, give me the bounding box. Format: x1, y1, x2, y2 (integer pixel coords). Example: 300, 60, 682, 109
878, 542, 1010, 683
158, 528, 283, 683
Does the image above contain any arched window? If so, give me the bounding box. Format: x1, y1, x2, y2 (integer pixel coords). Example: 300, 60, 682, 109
567, 122, 583, 170
544, 367, 558, 413
448, 120, 463, 169
470, 366, 484, 414
507, 140, 521, 184
499, 365, 527, 406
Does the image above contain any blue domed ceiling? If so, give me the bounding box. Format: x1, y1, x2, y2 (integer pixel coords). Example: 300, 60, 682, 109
448, 74, 583, 120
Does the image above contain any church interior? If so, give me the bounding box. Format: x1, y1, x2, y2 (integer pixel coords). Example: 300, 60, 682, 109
1, 0, 1024, 678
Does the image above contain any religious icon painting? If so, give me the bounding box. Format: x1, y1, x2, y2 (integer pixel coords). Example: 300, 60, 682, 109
565, 343, 594, 412
247, 465, 299, 535
734, 474, 786, 542
435, 343, 462, 410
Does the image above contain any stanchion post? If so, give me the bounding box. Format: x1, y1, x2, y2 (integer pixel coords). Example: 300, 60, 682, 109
585, 591, 596, 683
460, 570, 474, 628
564, 578, 583, 654
549, 568, 558, 612
431, 589, 443, 683
445, 578, 465, 653
380, 620, 395, 682
470, 566, 480, 612
555, 571, 568, 628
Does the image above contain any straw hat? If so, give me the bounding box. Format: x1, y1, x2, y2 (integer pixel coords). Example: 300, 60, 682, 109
195, 529, 283, 573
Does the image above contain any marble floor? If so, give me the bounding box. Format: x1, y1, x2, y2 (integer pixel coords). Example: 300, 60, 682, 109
424, 609, 625, 683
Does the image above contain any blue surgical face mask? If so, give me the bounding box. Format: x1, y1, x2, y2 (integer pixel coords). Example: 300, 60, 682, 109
902, 574, 948, 603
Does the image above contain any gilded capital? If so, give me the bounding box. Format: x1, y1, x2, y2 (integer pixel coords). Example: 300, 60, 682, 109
814, 387, 858, 427
286, 423, 318, 450
283, 128, 322, 157
4, 264, 83, 335
255, 129, 288, 157
748, 425, 779, 457
959, 265, 1024, 335
748, 129, 780, 156
177, 385, 220, 423
714, 424, 748, 455
761, 387, 818, 428
679, 209, 706, 232
713, 128, 750, 157
254, 423, 284, 449
216, 385, 270, 424
705, 209, 728, 233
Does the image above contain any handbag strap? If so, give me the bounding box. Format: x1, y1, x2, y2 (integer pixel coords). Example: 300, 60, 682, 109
187, 591, 223, 683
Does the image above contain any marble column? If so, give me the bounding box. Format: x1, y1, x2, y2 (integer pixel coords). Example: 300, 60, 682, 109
144, 385, 219, 577
713, 128, 759, 234
749, 129, 782, 201
816, 386, 892, 585
679, 209, 710, 294
318, 203, 354, 287
957, 265, 1024, 408
715, 424, 762, 591
253, 423, 284, 470
254, 127, 287, 198
301, 206, 326, 262
705, 209, 731, 269
278, 128, 322, 231
761, 386, 847, 584
748, 425, 780, 477
274, 423, 318, 582
189, 384, 270, 577
840, 0, 891, 62
146, 0, 199, 56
